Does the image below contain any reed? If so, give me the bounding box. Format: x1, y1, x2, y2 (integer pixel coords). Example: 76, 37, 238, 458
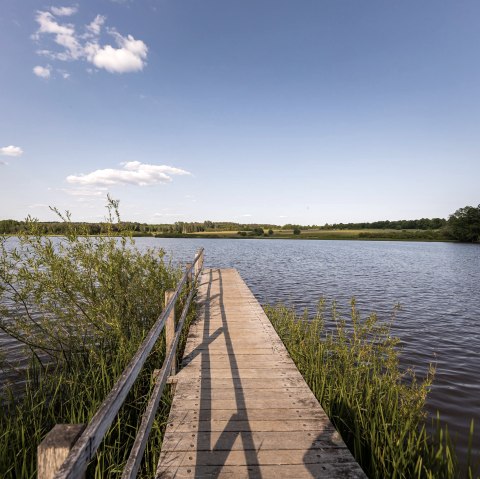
264, 300, 479, 479
0, 198, 195, 478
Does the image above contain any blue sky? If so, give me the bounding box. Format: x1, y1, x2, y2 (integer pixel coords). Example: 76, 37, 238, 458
1, 1, 479, 225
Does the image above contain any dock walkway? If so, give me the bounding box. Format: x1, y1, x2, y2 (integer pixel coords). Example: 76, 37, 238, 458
156, 268, 366, 478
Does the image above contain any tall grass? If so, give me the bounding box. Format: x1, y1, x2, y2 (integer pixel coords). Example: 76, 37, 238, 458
0, 198, 195, 478
264, 300, 479, 479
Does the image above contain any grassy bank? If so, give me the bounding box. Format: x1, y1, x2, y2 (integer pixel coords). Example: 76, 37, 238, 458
153, 228, 450, 242
0, 201, 195, 478
264, 301, 479, 479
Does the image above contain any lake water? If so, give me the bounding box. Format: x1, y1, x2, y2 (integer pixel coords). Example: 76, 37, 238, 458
2, 237, 479, 464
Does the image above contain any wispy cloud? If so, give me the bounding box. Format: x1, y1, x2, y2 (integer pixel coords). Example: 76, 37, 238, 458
33, 65, 51, 78
50, 6, 78, 16
0, 145, 23, 157
33, 6, 148, 75
85, 15, 105, 37
66, 161, 191, 187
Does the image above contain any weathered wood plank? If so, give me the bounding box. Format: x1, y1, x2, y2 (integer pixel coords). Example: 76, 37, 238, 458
157, 463, 366, 479
172, 387, 317, 402
37, 424, 85, 479
160, 448, 358, 467
161, 430, 345, 452
167, 408, 328, 423
176, 369, 304, 380
172, 377, 307, 390
165, 419, 338, 434
169, 397, 321, 412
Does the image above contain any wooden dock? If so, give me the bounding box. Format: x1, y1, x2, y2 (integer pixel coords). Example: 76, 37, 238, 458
156, 268, 366, 479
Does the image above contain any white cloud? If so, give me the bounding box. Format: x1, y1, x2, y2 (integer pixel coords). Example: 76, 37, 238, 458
33, 8, 148, 74
50, 6, 78, 16
85, 32, 147, 73
0, 145, 24, 157
33, 65, 51, 78
66, 161, 191, 187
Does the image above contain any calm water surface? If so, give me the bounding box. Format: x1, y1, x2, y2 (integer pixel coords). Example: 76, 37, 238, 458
2, 237, 479, 462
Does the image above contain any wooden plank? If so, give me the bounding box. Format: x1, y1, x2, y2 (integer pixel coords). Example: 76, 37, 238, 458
160, 448, 358, 467
156, 268, 366, 478
157, 463, 366, 479
161, 430, 345, 452
37, 424, 85, 479
166, 419, 338, 434
169, 397, 321, 412
172, 387, 317, 402
177, 368, 304, 379
167, 408, 328, 423
172, 377, 307, 390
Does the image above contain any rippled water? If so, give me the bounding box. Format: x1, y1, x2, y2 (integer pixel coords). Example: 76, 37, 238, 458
2, 237, 479, 463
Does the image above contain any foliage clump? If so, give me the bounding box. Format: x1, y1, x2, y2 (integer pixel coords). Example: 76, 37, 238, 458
447, 204, 480, 242
265, 301, 478, 479
0, 198, 191, 478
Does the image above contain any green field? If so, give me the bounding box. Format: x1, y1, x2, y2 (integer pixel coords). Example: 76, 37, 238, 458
178, 228, 448, 241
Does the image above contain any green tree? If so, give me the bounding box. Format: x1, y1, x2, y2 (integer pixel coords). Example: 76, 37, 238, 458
447, 204, 480, 242
293, 227, 301, 235
268, 229, 274, 236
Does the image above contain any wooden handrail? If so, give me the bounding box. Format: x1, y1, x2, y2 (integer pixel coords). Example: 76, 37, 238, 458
121, 269, 199, 479
39, 248, 204, 479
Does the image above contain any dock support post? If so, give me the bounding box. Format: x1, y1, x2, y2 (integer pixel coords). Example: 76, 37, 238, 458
165, 289, 176, 376
37, 424, 85, 479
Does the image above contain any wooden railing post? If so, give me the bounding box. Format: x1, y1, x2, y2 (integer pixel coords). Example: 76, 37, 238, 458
165, 289, 176, 376
186, 262, 192, 284
194, 249, 203, 279
37, 424, 85, 479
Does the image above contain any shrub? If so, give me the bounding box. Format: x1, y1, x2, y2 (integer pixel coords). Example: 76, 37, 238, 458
0, 198, 191, 478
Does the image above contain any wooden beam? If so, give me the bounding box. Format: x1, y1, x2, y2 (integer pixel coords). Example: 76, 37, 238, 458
165, 289, 176, 376
37, 424, 85, 479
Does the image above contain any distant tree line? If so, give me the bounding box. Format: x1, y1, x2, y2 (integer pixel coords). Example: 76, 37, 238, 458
1, 205, 479, 242
317, 218, 447, 231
